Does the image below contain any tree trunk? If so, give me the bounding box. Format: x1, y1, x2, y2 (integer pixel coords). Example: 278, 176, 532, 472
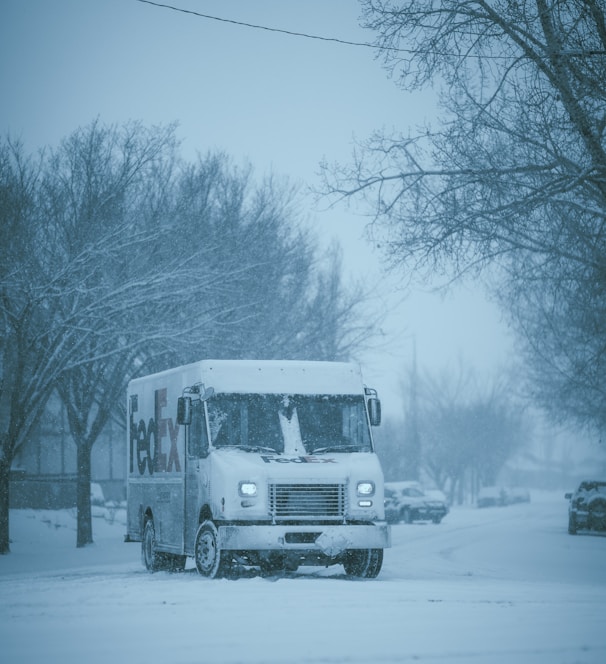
0, 458, 10, 554
76, 444, 93, 548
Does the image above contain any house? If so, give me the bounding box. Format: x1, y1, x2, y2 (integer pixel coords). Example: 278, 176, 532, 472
10, 394, 126, 509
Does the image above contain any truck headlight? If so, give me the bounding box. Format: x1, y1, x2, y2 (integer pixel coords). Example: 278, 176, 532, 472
239, 482, 257, 497
357, 481, 375, 497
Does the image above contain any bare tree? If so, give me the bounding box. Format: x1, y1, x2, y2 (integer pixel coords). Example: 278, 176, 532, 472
0, 138, 104, 553
173, 156, 379, 364
0, 139, 46, 553
39, 122, 185, 546
323, 0, 606, 429
400, 362, 527, 503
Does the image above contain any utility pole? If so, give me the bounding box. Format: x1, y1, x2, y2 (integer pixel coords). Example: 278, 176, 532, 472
405, 337, 421, 480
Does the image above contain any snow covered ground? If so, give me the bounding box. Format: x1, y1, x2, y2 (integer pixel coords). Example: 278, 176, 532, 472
1, 491, 605, 664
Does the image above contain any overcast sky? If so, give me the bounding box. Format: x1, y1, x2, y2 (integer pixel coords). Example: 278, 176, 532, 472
1, 0, 515, 418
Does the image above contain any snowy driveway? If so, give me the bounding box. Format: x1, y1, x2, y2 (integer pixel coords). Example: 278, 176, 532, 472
1, 492, 605, 663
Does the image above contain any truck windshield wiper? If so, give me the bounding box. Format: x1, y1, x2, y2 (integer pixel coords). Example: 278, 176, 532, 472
229, 444, 281, 454
310, 445, 362, 454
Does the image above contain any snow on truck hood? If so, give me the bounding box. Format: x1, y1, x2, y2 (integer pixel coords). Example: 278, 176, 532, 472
212, 447, 384, 482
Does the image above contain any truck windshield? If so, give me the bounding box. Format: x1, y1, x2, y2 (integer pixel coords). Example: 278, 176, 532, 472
207, 394, 372, 454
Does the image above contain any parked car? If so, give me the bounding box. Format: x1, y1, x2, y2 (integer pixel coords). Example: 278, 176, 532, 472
90, 482, 122, 524
565, 480, 606, 535
508, 487, 531, 504
477, 486, 508, 508
384, 481, 449, 524
477, 486, 531, 508
90, 482, 106, 507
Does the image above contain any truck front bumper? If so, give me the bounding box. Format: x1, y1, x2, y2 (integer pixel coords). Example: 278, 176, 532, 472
218, 522, 390, 557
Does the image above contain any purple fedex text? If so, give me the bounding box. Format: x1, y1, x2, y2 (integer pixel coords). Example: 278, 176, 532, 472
130, 388, 181, 475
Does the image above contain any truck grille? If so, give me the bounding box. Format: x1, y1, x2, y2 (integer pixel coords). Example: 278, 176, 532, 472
269, 483, 346, 520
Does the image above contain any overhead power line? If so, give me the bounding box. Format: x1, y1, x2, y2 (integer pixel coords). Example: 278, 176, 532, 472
134, 0, 385, 50
134, 0, 606, 58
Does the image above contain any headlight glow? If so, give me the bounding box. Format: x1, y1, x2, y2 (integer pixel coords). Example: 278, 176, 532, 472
239, 482, 257, 497
357, 481, 375, 496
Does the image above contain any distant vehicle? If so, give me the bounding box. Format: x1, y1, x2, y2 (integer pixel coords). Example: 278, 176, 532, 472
477, 486, 508, 508
565, 480, 606, 535
90, 482, 106, 507
477, 486, 531, 508
90, 482, 121, 523
508, 487, 531, 504
384, 481, 448, 524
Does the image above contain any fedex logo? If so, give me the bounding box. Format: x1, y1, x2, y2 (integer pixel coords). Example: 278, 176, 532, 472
261, 455, 337, 464
129, 388, 181, 475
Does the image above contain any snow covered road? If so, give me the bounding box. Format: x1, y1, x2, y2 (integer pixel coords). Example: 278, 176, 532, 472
1, 492, 604, 664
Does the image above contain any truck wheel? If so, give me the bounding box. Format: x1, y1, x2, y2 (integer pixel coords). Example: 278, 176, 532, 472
142, 519, 161, 572
343, 548, 383, 578
402, 508, 413, 524
142, 519, 186, 572
432, 516, 442, 524
194, 521, 230, 578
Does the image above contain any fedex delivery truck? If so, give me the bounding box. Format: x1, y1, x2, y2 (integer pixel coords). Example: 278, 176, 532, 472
126, 359, 390, 578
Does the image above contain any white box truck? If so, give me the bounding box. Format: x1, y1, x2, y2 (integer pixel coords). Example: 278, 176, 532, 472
126, 359, 390, 578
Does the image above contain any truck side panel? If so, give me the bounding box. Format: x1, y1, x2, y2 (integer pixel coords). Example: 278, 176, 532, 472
127, 368, 191, 551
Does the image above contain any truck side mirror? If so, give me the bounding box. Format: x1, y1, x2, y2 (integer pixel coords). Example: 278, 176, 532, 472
177, 396, 192, 425
368, 397, 381, 426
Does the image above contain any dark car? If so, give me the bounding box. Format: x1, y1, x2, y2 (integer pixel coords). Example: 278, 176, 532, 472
385, 481, 449, 524
565, 480, 606, 535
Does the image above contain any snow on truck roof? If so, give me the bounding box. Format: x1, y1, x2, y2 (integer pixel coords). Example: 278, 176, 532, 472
129, 360, 368, 395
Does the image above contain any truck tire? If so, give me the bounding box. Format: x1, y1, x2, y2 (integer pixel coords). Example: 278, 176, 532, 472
402, 507, 413, 524
343, 548, 383, 578
194, 521, 230, 578
142, 519, 187, 572
142, 519, 162, 572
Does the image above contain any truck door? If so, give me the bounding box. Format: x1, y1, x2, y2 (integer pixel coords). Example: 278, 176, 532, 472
184, 399, 210, 555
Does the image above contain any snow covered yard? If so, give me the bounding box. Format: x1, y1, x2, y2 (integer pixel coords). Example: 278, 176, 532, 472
1, 492, 605, 664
